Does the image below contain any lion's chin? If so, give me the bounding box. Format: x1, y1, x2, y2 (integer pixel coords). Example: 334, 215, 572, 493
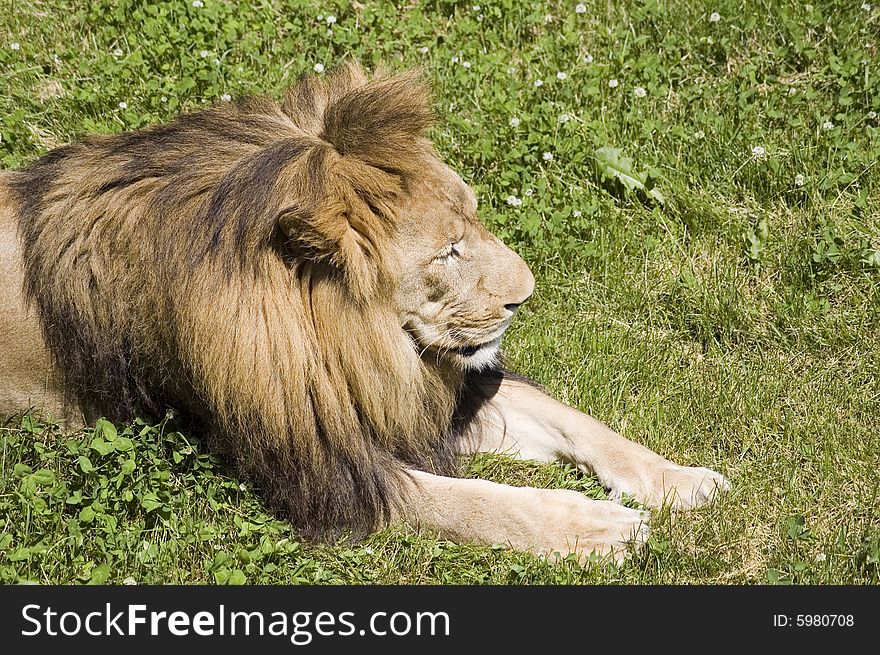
451, 336, 502, 371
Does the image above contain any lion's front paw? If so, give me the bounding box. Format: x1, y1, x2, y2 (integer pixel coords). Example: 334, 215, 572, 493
539, 493, 650, 565
616, 465, 729, 510
573, 500, 650, 565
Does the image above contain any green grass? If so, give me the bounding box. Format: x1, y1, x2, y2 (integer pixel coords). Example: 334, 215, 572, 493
2, 0, 879, 584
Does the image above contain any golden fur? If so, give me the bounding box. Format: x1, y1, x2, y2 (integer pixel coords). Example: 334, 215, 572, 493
3, 63, 537, 539
2, 64, 728, 562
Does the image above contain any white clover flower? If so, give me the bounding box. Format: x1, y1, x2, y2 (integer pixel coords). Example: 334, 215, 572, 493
751, 145, 766, 158
313, 63, 325, 73
450, 55, 459, 64
200, 49, 209, 58
558, 113, 571, 123
317, 14, 323, 21
693, 130, 705, 139
462, 61, 471, 69
543, 151, 553, 161
506, 66, 516, 74
524, 188, 534, 196
220, 93, 232, 102
583, 53, 593, 64
557, 71, 567, 80
575, 3, 587, 14
509, 116, 520, 127
634, 86, 646, 98
160, 95, 167, 103
472, 5, 481, 10
534, 79, 544, 87
822, 120, 834, 130
709, 11, 721, 22
192, 0, 203, 7
861, 3, 872, 11
608, 79, 619, 88
788, 86, 797, 95
364, 546, 374, 555
122, 576, 137, 585
118, 101, 128, 110
816, 552, 827, 562
794, 174, 805, 186
506, 195, 522, 207
112, 48, 123, 57
805, 4, 813, 11
869, 111, 878, 119
418, 46, 429, 54
326, 15, 337, 24
573, 209, 582, 217
10, 42, 20, 51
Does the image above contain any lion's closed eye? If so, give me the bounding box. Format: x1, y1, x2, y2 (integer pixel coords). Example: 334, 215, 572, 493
433, 240, 461, 264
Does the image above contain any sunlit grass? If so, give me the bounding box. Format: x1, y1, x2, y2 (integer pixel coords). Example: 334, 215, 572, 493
1, 0, 878, 584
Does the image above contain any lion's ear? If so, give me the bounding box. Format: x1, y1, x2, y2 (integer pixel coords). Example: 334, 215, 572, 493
279, 64, 434, 299
320, 66, 433, 175
282, 63, 369, 138
283, 62, 433, 175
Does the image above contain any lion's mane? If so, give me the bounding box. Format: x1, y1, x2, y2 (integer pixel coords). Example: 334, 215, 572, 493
10, 64, 474, 538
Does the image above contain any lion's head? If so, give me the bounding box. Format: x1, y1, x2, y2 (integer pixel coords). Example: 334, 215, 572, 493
274, 64, 534, 372
391, 158, 534, 372
11, 63, 534, 538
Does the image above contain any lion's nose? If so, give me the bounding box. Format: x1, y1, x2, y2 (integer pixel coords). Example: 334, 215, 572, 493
502, 264, 534, 315
516, 265, 535, 305
492, 233, 535, 311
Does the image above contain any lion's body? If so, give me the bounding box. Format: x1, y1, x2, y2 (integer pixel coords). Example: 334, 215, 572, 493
4, 69, 477, 538
1, 64, 728, 561
0, 175, 66, 419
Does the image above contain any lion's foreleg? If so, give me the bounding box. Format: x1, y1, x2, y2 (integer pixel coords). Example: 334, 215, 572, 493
460, 374, 729, 510
394, 469, 648, 564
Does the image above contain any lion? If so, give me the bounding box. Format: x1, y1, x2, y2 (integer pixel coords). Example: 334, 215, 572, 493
0, 63, 728, 563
